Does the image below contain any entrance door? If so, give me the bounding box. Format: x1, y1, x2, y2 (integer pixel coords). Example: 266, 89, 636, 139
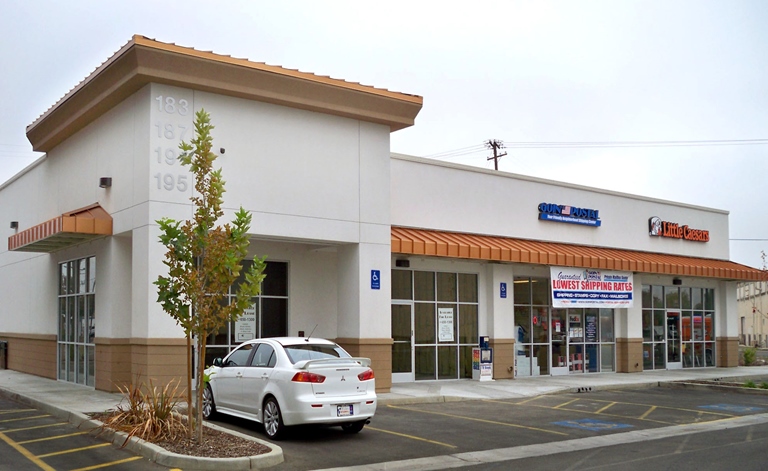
666, 311, 682, 369
391, 303, 414, 383
550, 309, 568, 375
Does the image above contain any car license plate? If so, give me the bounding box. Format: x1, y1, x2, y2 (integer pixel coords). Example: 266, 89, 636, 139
336, 404, 354, 417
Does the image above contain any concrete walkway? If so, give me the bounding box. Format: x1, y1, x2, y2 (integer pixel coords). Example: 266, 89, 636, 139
3, 366, 768, 469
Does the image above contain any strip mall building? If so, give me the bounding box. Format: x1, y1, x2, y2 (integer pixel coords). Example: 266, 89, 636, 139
0, 36, 762, 392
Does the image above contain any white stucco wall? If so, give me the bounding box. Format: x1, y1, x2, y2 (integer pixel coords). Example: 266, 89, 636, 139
391, 155, 730, 260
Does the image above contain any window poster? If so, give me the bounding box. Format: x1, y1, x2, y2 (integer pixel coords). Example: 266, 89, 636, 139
235, 307, 257, 342
550, 267, 634, 308
438, 308, 455, 342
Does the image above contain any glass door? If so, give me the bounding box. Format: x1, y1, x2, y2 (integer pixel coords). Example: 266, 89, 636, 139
666, 311, 682, 369
391, 303, 414, 383
550, 309, 568, 375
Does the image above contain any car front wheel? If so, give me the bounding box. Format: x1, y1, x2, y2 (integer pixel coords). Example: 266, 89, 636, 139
263, 397, 285, 440
202, 384, 217, 420
341, 420, 366, 434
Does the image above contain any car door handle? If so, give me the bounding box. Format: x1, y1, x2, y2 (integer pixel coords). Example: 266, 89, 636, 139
236, 372, 243, 378
261, 374, 269, 380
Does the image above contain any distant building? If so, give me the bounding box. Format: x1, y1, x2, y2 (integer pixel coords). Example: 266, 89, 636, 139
737, 280, 768, 347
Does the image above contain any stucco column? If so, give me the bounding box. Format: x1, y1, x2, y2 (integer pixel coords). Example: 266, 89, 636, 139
717, 280, 739, 367
486, 264, 515, 379
616, 278, 643, 372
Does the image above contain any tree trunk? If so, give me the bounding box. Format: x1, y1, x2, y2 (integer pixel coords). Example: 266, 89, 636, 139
186, 334, 193, 439
195, 337, 208, 443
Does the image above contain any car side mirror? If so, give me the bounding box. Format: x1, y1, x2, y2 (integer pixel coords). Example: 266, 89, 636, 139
212, 357, 223, 367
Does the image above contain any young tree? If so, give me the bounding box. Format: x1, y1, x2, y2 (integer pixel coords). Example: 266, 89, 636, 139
155, 109, 266, 442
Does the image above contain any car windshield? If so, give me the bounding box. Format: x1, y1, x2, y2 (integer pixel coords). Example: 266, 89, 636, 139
284, 344, 351, 364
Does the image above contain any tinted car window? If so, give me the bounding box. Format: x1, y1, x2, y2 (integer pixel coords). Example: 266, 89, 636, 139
225, 344, 254, 366
284, 344, 350, 364
250, 344, 276, 368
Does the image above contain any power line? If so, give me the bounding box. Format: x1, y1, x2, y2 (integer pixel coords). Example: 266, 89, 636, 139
500, 138, 768, 149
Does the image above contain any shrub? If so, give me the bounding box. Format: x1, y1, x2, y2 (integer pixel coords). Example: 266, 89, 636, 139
744, 347, 757, 366
99, 374, 186, 446
759, 382, 768, 390
744, 380, 757, 388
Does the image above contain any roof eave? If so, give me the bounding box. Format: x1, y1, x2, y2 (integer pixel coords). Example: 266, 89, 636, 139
27, 36, 423, 152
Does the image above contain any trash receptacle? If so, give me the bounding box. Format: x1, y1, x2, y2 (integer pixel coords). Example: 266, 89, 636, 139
0, 341, 7, 369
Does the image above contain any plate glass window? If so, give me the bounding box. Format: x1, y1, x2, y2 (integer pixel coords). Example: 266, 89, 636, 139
58, 257, 96, 386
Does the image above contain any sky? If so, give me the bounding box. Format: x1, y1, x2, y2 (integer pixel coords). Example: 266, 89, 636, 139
1, 1, 766, 268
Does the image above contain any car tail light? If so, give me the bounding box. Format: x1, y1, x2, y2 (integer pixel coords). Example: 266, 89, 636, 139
292, 372, 326, 383
358, 369, 375, 381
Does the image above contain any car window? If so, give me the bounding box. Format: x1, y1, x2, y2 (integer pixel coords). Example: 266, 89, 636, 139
250, 344, 276, 368
225, 344, 254, 366
283, 344, 351, 364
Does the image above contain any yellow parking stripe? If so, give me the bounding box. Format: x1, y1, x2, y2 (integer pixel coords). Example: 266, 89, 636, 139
0, 409, 36, 415
18, 431, 89, 445
367, 426, 457, 448
639, 405, 657, 420
0, 431, 56, 471
484, 399, 673, 425
37, 442, 111, 458
387, 404, 568, 436
554, 399, 580, 409
595, 402, 616, 414
577, 397, 735, 418
0, 414, 51, 423
69, 456, 144, 471
3, 423, 69, 433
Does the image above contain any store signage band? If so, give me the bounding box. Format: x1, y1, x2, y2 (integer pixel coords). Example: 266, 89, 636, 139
538, 202, 601, 227
648, 217, 709, 243
550, 267, 634, 308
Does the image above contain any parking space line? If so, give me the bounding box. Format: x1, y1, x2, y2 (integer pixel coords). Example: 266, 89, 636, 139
69, 456, 145, 471
366, 426, 457, 448
36, 442, 111, 458
639, 405, 657, 420
387, 404, 569, 436
514, 396, 541, 405
484, 399, 674, 425
3, 422, 69, 433
18, 431, 89, 445
0, 414, 51, 424
0, 431, 56, 471
0, 409, 35, 414
595, 402, 617, 414
554, 399, 580, 409
578, 397, 735, 418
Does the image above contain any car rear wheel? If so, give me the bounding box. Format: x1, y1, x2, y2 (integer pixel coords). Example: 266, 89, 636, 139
263, 397, 285, 440
341, 420, 366, 434
202, 384, 217, 420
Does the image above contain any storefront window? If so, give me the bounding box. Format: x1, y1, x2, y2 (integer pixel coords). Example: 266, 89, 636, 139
205, 261, 288, 367
391, 270, 479, 381
514, 276, 615, 376
642, 284, 715, 369
58, 257, 96, 387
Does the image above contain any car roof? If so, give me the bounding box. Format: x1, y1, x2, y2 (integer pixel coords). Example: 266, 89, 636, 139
247, 337, 337, 346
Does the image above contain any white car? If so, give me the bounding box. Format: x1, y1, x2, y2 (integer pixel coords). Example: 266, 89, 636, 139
202, 337, 377, 440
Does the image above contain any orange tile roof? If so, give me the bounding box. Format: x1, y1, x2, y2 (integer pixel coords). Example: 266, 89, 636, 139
9, 204, 112, 253
391, 227, 765, 281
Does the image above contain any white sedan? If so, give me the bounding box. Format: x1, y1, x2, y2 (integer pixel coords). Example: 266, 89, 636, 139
202, 337, 377, 440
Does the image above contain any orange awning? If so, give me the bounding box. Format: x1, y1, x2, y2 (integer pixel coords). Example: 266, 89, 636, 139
391, 227, 764, 281
8, 204, 112, 253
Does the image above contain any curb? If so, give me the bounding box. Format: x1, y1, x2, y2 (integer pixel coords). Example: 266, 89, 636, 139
0, 386, 284, 470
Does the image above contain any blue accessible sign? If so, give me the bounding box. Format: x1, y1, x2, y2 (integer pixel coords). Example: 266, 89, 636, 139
371, 270, 380, 290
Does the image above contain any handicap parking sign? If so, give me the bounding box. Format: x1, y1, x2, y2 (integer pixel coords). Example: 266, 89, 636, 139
552, 418, 633, 432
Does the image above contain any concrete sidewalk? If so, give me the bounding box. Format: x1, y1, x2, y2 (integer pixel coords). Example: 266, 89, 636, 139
3, 366, 768, 469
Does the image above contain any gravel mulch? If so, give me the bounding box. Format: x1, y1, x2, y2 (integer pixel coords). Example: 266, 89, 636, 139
90, 412, 272, 458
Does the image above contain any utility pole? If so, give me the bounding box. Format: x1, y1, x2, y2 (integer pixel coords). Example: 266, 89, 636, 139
485, 139, 507, 170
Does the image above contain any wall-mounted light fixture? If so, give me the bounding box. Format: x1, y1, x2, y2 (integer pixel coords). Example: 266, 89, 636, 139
220, 147, 226, 154
99, 177, 112, 188
10, 221, 18, 229
672, 278, 682, 286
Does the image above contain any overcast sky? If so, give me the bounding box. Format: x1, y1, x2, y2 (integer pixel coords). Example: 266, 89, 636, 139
1, 1, 766, 268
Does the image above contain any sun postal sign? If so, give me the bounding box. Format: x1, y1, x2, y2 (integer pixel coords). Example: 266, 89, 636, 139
550, 267, 634, 308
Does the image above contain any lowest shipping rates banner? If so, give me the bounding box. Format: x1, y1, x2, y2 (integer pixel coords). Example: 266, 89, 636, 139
550, 267, 634, 308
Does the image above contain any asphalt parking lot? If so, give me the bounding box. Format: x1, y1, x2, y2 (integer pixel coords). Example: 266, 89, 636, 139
209, 385, 768, 470
0, 396, 170, 471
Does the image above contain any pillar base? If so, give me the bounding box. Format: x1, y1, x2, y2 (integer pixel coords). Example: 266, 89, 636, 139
717, 336, 739, 367
616, 338, 643, 373
335, 338, 393, 393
